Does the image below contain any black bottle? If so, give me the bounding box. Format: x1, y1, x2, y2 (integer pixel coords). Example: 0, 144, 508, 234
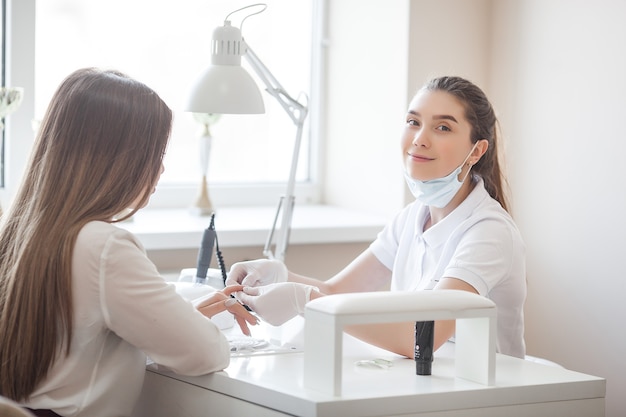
415, 321, 434, 375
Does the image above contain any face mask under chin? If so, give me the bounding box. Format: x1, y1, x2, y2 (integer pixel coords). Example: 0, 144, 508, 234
404, 144, 477, 208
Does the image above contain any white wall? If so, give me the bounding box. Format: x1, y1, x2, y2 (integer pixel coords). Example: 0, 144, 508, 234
322, 0, 409, 217
407, 0, 492, 94
489, 1, 626, 416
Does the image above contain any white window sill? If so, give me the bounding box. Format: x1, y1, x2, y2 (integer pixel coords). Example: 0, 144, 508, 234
117, 205, 389, 251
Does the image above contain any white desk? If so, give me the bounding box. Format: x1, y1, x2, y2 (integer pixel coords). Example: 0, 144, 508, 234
132, 318, 605, 417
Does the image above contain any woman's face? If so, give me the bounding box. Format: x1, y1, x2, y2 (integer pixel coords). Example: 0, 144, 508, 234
402, 90, 475, 181
130, 162, 164, 210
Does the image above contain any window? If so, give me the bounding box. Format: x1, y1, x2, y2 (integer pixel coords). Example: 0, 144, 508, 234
1, 0, 6, 188
31, 0, 321, 207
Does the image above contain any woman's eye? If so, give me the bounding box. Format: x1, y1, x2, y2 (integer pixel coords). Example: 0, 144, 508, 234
406, 119, 419, 126
436, 125, 451, 132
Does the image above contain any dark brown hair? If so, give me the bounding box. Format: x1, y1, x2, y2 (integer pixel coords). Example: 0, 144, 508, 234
0, 68, 172, 400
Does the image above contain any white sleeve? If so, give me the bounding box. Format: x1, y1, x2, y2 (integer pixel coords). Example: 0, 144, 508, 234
444, 216, 517, 295
98, 229, 230, 376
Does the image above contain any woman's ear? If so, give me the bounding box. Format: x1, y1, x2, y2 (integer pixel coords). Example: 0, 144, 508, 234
471, 139, 489, 164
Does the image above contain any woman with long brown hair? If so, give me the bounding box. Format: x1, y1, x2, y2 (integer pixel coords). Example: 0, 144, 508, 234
0, 68, 256, 416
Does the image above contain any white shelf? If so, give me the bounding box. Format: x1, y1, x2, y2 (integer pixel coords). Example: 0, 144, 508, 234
118, 205, 389, 251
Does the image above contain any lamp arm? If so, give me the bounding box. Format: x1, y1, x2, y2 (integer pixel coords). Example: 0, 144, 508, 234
243, 45, 308, 126
243, 43, 309, 262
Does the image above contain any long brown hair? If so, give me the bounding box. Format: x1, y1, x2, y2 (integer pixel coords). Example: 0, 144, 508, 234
422, 76, 510, 212
0, 68, 172, 400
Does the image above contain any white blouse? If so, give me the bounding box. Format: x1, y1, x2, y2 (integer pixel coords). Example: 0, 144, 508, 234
24, 221, 230, 416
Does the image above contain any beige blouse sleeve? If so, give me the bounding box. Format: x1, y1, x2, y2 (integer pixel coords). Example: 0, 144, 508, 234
98, 228, 230, 375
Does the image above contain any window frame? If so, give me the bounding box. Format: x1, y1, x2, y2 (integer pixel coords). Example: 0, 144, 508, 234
1, 0, 6, 188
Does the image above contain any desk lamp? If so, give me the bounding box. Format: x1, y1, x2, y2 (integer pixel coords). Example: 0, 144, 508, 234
186, 3, 308, 262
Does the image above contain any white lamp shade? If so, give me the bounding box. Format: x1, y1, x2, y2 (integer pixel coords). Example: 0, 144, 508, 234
186, 64, 265, 114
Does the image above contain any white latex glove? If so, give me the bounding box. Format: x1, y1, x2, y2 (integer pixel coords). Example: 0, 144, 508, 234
226, 259, 288, 287
234, 282, 318, 326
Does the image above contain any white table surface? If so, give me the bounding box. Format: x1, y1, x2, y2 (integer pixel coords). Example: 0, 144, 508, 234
133, 318, 605, 417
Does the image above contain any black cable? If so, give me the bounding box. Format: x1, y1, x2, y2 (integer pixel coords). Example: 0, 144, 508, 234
211, 214, 252, 311
215, 232, 227, 286
207, 212, 228, 285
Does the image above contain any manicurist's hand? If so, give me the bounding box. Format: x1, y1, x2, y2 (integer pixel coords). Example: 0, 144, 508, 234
194, 288, 259, 336
225, 259, 288, 287
228, 282, 319, 326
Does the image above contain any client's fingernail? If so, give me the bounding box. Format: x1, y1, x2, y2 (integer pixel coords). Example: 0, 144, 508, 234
224, 298, 237, 307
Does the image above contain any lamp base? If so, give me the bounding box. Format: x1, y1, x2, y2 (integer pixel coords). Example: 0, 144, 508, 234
190, 175, 214, 216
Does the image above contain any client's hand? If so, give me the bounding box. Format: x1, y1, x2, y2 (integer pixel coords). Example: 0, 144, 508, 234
194, 288, 259, 336
225, 259, 288, 287
229, 282, 319, 326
